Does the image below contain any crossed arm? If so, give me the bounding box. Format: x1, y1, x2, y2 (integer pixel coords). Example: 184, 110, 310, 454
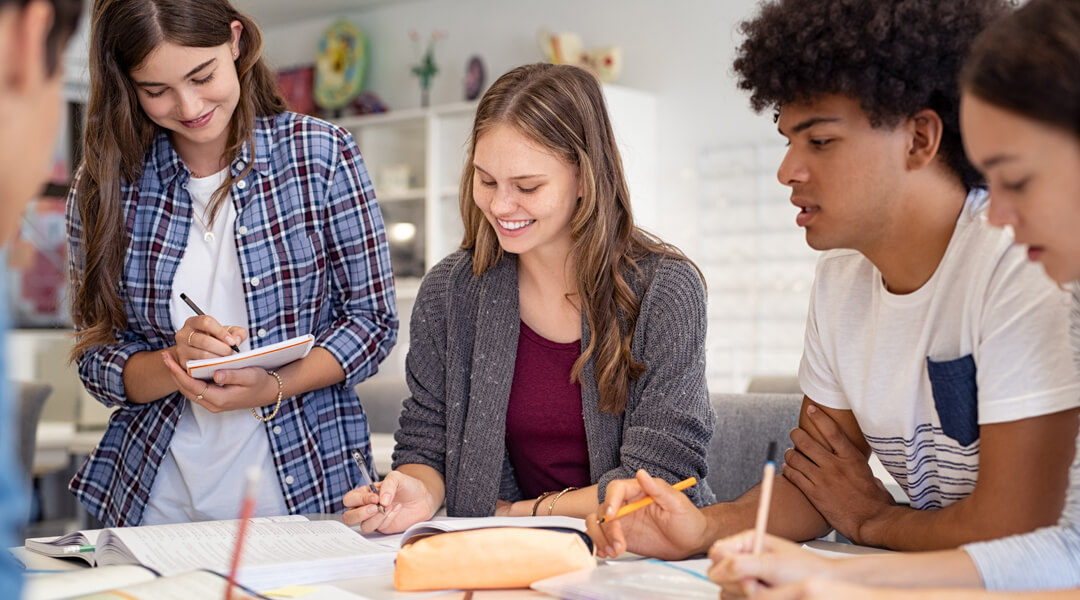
588, 397, 1077, 558
793, 398, 1077, 550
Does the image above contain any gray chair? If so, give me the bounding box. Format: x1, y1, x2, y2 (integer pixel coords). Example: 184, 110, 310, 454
354, 377, 409, 434
17, 381, 51, 482
707, 392, 802, 502
745, 375, 802, 395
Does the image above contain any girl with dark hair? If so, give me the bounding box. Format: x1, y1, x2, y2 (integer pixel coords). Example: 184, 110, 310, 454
67, 0, 398, 527
706, 0, 1080, 597
342, 63, 716, 533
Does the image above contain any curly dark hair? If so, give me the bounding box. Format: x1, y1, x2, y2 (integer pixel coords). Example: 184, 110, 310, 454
732, 0, 1014, 190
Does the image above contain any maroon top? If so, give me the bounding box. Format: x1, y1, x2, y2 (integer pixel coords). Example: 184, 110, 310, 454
504, 320, 591, 499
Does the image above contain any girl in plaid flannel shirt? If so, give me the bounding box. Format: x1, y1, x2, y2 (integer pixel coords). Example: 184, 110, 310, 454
66, 0, 398, 527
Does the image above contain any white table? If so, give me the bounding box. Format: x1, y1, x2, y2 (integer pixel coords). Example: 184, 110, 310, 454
14, 545, 553, 599
14, 524, 883, 600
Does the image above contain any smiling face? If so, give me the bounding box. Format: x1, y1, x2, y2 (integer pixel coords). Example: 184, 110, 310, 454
776, 94, 911, 252
961, 94, 1080, 285
128, 21, 242, 169
472, 122, 582, 261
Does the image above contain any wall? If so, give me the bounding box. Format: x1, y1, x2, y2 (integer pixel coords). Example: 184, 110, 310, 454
253, 1, 824, 391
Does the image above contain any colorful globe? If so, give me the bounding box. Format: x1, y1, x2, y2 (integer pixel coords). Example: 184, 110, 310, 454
314, 20, 367, 111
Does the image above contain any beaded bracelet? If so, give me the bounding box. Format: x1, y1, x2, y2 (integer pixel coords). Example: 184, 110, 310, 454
531, 491, 557, 517
547, 486, 579, 515
252, 369, 283, 422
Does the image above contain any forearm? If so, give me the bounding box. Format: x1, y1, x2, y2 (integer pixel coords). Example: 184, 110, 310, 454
699, 474, 830, 554
507, 485, 601, 518
869, 589, 1076, 600
273, 347, 345, 399
397, 463, 446, 517
122, 349, 180, 404
859, 495, 1048, 551
834, 549, 982, 589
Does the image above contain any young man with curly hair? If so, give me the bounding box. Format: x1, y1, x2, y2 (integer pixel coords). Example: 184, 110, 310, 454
586, 0, 1080, 558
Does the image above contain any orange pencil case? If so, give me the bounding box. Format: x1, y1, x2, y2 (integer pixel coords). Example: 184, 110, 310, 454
393, 526, 596, 591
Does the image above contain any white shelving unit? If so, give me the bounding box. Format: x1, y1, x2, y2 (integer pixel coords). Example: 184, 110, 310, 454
335, 102, 476, 278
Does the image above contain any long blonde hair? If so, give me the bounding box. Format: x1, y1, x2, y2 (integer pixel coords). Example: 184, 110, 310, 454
71, 0, 287, 359
460, 63, 702, 415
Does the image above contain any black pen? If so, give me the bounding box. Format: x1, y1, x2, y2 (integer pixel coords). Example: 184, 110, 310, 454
352, 449, 386, 514
179, 292, 241, 353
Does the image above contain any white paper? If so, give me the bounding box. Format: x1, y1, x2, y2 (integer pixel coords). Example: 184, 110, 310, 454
73, 570, 265, 600
531, 558, 720, 600
22, 565, 156, 600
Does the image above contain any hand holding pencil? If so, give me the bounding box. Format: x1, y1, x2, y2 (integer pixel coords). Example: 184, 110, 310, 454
586, 469, 709, 561
596, 476, 697, 524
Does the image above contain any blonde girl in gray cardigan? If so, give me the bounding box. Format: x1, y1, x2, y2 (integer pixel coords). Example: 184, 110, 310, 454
343, 63, 716, 533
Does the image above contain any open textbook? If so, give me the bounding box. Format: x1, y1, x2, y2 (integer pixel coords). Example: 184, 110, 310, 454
24, 514, 588, 596
25, 515, 394, 590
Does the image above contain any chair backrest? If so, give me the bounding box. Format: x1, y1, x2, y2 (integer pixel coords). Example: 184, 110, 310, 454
745, 376, 802, 395
707, 392, 802, 502
17, 381, 51, 480
354, 377, 409, 434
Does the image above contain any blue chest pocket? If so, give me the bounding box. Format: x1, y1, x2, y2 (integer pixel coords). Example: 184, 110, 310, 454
926, 354, 979, 446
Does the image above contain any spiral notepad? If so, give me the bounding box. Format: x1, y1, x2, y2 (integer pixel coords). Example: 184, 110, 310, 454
185, 334, 315, 380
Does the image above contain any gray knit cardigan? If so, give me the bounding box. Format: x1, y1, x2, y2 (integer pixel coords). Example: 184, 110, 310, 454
391, 248, 717, 516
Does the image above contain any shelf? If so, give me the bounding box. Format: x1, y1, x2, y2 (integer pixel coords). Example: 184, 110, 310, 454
375, 187, 426, 202
335, 109, 427, 129
333, 101, 477, 130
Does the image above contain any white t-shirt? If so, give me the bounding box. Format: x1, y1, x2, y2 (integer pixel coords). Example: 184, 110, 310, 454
799, 189, 1080, 510
142, 168, 289, 525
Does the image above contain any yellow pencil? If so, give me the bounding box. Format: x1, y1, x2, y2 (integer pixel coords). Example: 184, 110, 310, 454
596, 476, 697, 524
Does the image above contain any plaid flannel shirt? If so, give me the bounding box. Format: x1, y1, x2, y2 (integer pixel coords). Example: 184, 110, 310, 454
67, 112, 398, 526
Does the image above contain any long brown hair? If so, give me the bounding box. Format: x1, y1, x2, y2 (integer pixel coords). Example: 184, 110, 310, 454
460, 63, 702, 415
71, 0, 286, 359
961, 0, 1080, 140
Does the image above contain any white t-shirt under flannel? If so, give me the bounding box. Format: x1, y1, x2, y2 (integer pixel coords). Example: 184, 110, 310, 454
798, 189, 1080, 510
142, 168, 288, 524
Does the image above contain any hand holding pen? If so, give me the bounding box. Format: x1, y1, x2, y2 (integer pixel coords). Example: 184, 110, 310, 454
179, 293, 243, 355
352, 450, 386, 514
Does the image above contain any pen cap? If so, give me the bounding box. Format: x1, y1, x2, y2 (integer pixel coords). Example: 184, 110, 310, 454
765, 441, 777, 466
243, 465, 261, 492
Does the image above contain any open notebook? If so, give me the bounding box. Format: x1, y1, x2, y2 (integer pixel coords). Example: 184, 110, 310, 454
396, 514, 587, 544
23, 567, 272, 600
24, 515, 394, 590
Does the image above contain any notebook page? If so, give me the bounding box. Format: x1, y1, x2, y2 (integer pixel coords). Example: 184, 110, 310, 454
22, 564, 156, 600
399, 515, 587, 547
73, 570, 266, 600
